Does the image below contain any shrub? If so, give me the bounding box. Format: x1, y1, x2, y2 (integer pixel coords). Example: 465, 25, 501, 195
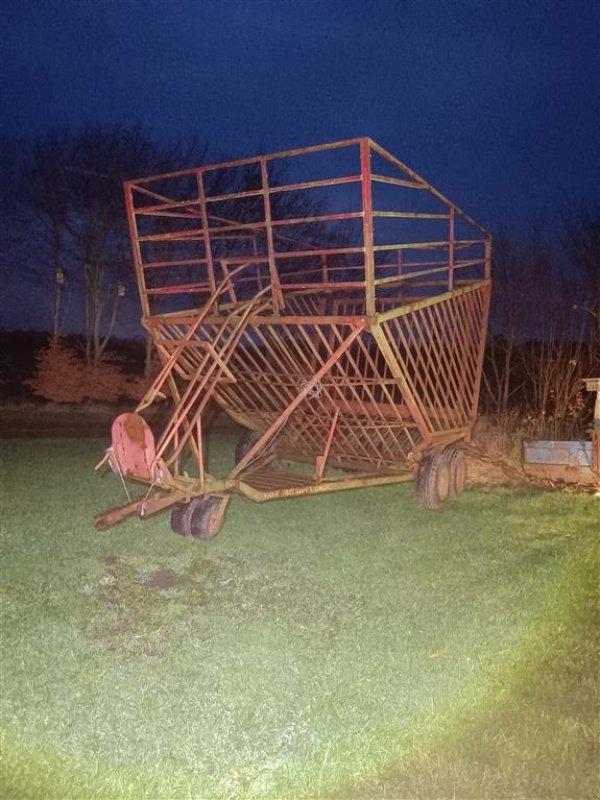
27, 339, 151, 403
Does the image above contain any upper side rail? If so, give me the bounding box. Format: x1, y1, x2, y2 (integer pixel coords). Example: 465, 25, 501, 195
124, 138, 491, 319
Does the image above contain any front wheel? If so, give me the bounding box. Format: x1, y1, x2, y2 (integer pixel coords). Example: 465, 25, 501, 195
188, 496, 226, 540
170, 496, 227, 539
170, 502, 193, 536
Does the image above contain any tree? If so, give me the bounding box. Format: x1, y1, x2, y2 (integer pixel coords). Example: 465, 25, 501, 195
25, 132, 71, 341
21, 125, 204, 365
482, 228, 548, 415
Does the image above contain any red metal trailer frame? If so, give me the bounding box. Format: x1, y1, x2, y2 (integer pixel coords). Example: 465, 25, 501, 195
95, 138, 492, 537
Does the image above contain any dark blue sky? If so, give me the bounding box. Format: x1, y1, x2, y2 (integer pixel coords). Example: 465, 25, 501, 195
1, 0, 599, 332
3, 0, 599, 225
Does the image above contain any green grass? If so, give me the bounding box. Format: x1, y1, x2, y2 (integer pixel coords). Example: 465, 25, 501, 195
0, 434, 598, 799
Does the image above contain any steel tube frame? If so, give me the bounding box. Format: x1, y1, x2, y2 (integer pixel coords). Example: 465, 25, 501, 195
99, 138, 492, 531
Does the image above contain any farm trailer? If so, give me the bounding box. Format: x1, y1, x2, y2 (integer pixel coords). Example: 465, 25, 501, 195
95, 138, 492, 538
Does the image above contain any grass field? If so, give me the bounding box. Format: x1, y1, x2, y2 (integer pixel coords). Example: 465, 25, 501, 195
0, 434, 598, 799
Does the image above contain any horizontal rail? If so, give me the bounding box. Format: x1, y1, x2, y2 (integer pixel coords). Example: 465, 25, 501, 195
237, 469, 414, 502
373, 258, 486, 287
134, 197, 200, 214
371, 173, 425, 189
140, 209, 202, 219
268, 174, 361, 194
372, 211, 450, 220
373, 239, 485, 252
137, 210, 364, 241
374, 265, 448, 286
199, 174, 363, 204
278, 281, 366, 291
375, 279, 489, 323
145, 283, 212, 296
142, 258, 208, 269
137, 228, 204, 242
271, 212, 363, 227
125, 138, 365, 186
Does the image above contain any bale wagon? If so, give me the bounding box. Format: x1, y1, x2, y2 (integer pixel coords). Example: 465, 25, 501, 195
95, 138, 492, 538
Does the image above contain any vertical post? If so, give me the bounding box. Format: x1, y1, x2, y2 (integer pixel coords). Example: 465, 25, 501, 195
123, 182, 150, 318
321, 253, 329, 285
396, 248, 402, 277
222, 260, 237, 305
196, 171, 217, 295
395, 249, 403, 304
260, 157, 284, 314
594, 388, 600, 476
252, 235, 262, 291
484, 235, 492, 280
585, 378, 600, 475
360, 139, 376, 317
197, 417, 205, 487
448, 206, 456, 291
312, 408, 340, 482
173, 425, 180, 477
469, 281, 493, 427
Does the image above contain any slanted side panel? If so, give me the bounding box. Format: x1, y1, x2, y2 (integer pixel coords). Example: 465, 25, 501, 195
378, 284, 490, 437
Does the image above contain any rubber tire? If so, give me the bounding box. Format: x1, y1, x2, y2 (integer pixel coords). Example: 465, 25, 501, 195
235, 429, 283, 471
417, 451, 451, 510
170, 502, 193, 536
444, 445, 467, 498
188, 496, 225, 540
171, 496, 225, 539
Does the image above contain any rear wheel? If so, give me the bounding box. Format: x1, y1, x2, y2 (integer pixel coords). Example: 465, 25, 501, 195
444, 445, 467, 498
417, 451, 451, 510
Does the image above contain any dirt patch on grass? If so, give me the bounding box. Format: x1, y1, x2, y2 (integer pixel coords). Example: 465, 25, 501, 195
144, 570, 179, 590
86, 554, 251, 659
85, 552, 339, 660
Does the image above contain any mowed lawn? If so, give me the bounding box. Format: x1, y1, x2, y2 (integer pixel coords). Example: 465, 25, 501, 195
0, 435, 598, 799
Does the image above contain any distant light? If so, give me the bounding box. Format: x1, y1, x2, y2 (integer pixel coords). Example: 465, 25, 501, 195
117, 282, 126, 297
55, 267, 64, 285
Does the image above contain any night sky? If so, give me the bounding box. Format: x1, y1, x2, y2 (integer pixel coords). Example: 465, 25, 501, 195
1, 0, 599, 333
